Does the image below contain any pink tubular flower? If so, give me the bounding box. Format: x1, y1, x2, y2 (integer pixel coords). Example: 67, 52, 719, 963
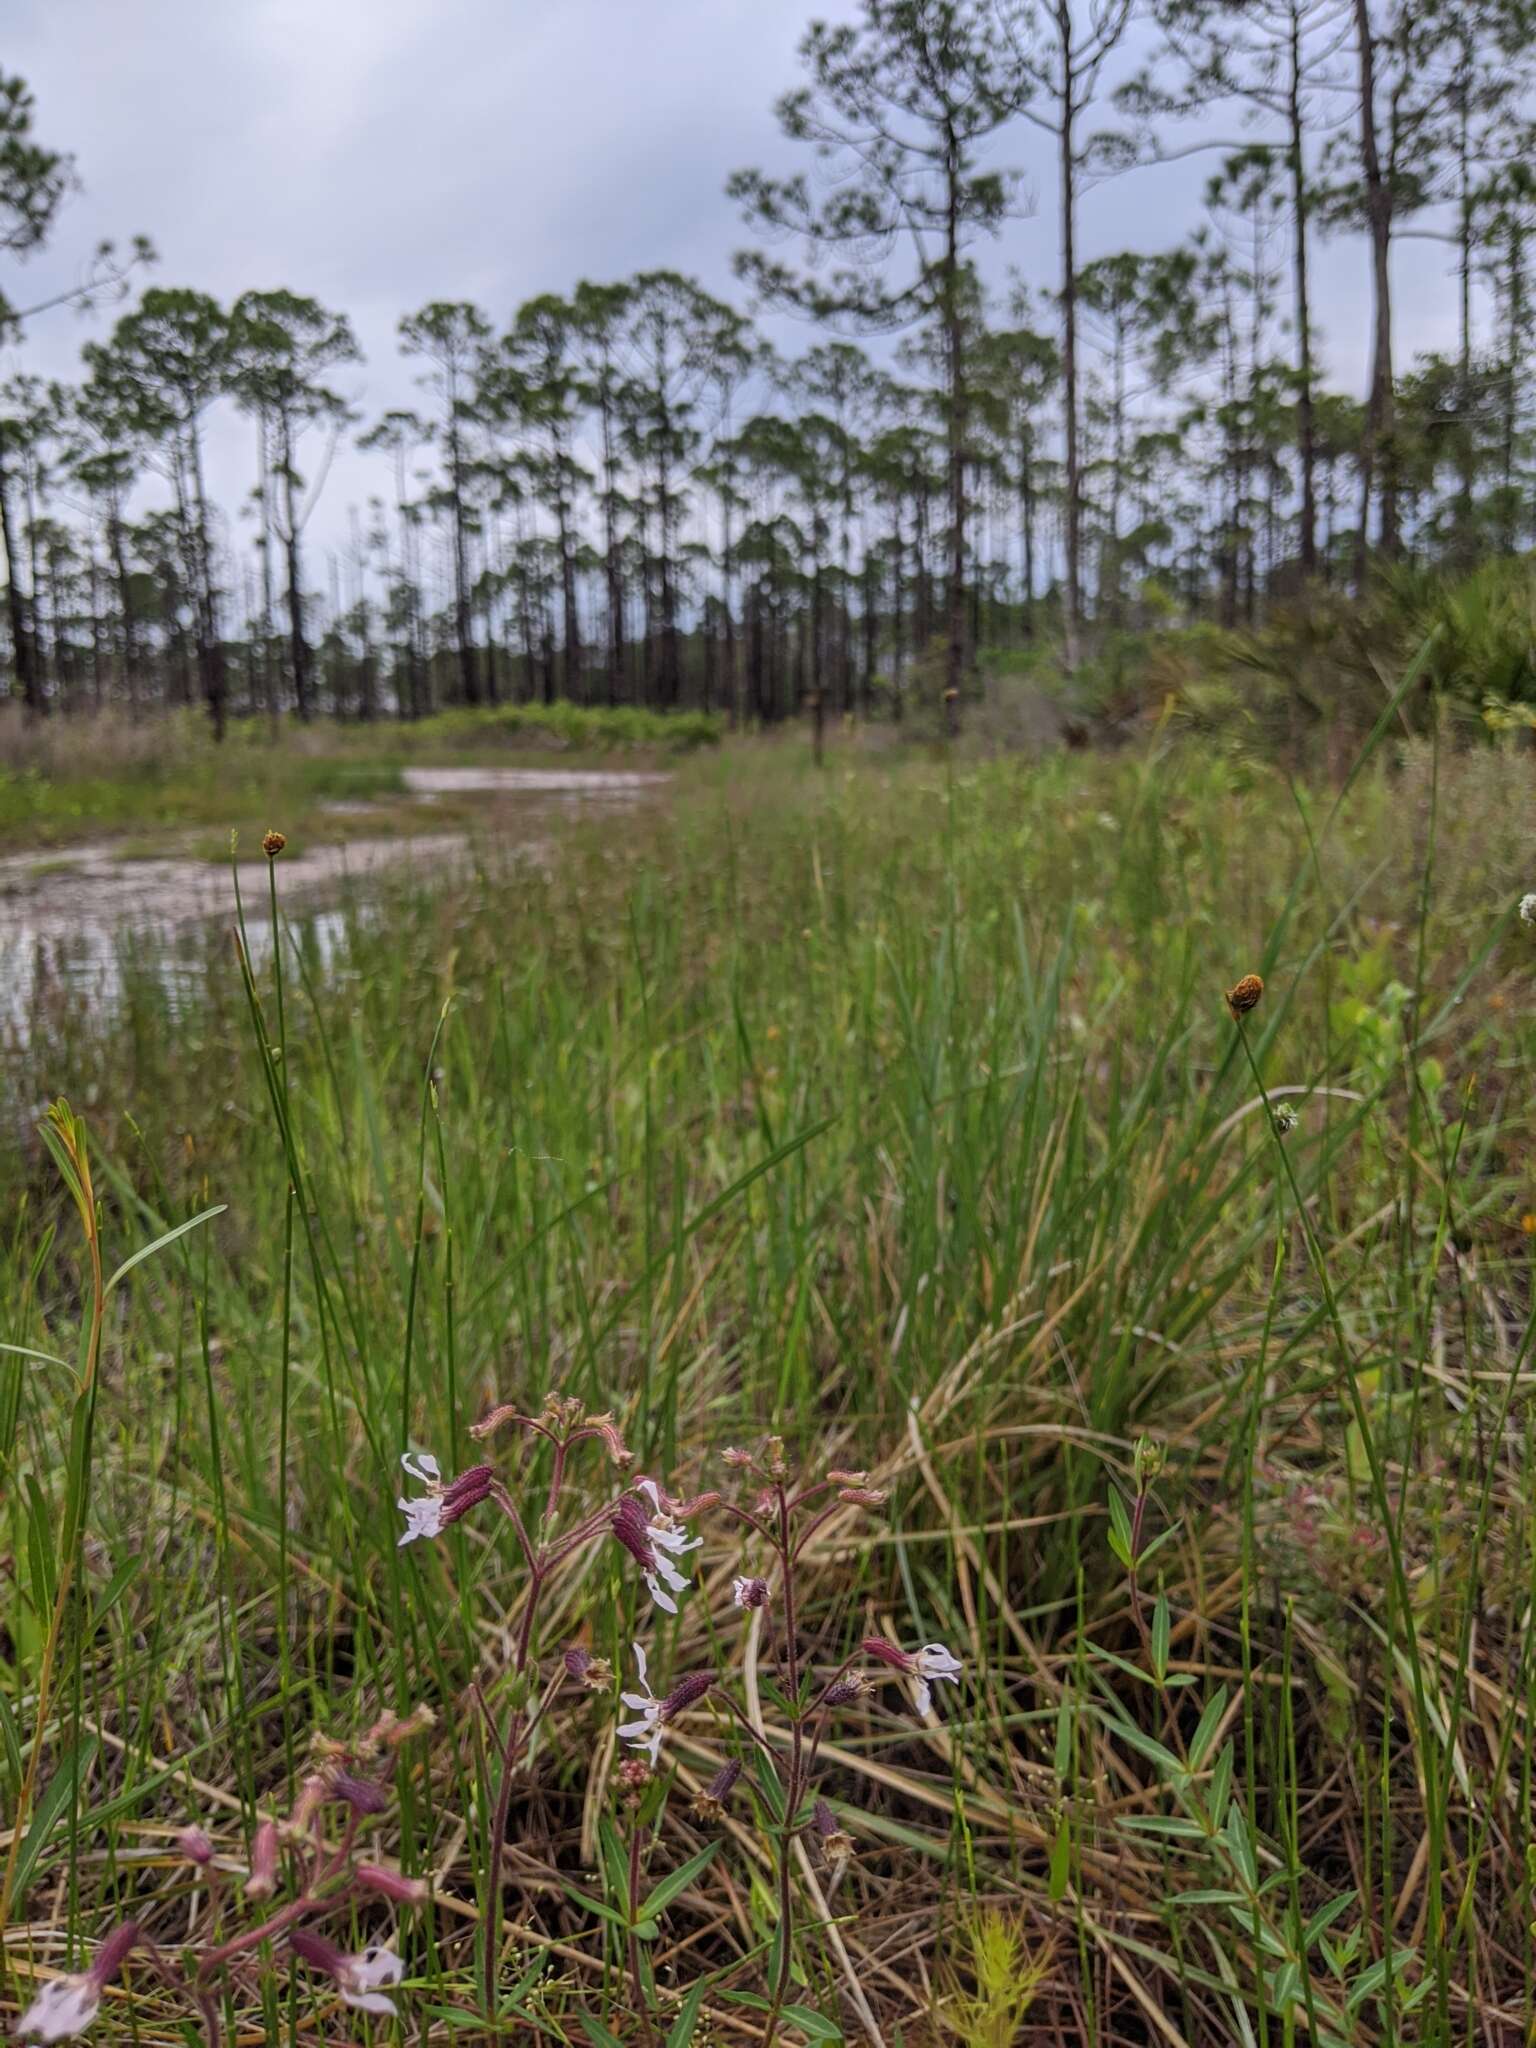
611, 1482, 701, 1615
395, 1454, 493, 1547
660, 1671, 713, 1721
356, 1862, 430, 1904
288, 1930, 405, 2017
328, 1771, 390, 1815
177, 1826, 214, 1866
861, 1637, 964, 1713
15, 1924, 141, 2042
244, 1819, 281, 1899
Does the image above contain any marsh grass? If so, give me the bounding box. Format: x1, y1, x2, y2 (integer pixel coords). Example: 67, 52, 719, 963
2, 701, 1536, 2043
0, 700, 721, 854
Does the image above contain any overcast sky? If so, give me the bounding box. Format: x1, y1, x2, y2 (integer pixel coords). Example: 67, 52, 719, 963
6, 0, 1467, 561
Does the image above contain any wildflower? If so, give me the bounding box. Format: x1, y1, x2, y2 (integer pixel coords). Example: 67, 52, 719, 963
612, 1481, 702, 1615
1224, 973, 1264, 1020
862, 1637, 964, 1715
244, 1819, 281, 1899
177, 1826, 214, 1866
288, 1930, 404, 2017
617, 1758, 653, 1805
285, 1774, 329, 1836
261, 829, 286, 859
1520, 893, 1536, 925
588, 1411, 635, 1468
15, 1925, 141, 2042
763, 1437, 789, 1480
1272, 1104, 1298, 1137
837, 1485, 888, 1507
618, 1647, 711, 1765
691, 1758, 742, 1823
395, 1452, 493, 1547
355, 1863, 430, 1905
812, 1798, 855, 1870
328, 1771, 390, 1816
823, 1674, 869, 1707
564, 1644, 613, 1690
618, 1642, 664, 1765
721, 1445, 754, 1468
660, 1671, 714, 1720
732, 1574, 770, 1610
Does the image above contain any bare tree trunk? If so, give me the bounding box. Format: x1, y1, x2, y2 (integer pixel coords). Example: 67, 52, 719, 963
944, 120, 967, 721
281, 414, 313, 722
1352, 0, 1397, 581
1057, 15, 1083, 666
1289, 0, 1318, 576
0, 431, 43, 715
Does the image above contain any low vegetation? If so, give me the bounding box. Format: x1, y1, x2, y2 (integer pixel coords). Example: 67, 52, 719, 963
4, 697, 1535, 2042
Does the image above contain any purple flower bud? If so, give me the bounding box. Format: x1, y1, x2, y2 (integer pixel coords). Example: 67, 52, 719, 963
861, 1636, 914, 1672
660, 1671, 714, 1722
440, 1463, 495, 1523
564, 1645, 594, 1681
88, 1921, 143, 1989
705, 1757, 741, 1802
823, 1676, 868, 1707
177, 1826, 215, 1866
330, 1771, 390, 1815
812, 1798, 838, 1838
289, 1927, 347, 1979
611, 1493, 658, 1571
356, 1862, 429, 1904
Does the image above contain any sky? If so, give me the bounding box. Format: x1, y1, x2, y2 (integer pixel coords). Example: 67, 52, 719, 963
4, 0, 1469, 564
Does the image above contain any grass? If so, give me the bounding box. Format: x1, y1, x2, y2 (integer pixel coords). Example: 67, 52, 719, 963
0, 701, 722, 854
2, 706, 1536, 2043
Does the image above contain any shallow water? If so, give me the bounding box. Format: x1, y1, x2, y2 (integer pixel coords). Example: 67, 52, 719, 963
0, 767, 666, 1043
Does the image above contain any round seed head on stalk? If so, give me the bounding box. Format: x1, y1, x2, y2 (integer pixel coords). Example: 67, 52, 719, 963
1272, 1104, 1299, 1137
1225, 973, 1264, 1020
261, 829, 286, 859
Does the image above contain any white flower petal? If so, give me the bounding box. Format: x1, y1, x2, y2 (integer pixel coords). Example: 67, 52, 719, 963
400, 1450, 440, 1485
645, 1576, 679, 1615
349, 1945, 404, 1990
913, 1678, 933, 1715
341, 1988, 398, 2016
16, 1977, 101, 2041
617, 1714, 657, 1740
631, 1642, 649, 1691
637, 1479, 664, 1512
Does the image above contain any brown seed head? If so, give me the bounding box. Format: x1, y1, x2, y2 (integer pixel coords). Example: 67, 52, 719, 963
1224, 973, 1264, 1020
261, 830, 286, 859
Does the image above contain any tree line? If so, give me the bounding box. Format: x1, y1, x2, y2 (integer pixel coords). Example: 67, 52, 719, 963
2, 0, 1535, 733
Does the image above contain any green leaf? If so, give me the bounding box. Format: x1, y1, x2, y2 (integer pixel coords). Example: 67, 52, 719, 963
1047, 1816, 1071, 1902
105, 1204, 227, 1296
1151, 1591, 1170, 1683
10, 1737, 98, 1906
577, 2014, 626, 2048
665, 1981, 709, 2048
639, 1839, 720, 1922
779, 2005, 843, 2043
1189, 1687, 1230, 1770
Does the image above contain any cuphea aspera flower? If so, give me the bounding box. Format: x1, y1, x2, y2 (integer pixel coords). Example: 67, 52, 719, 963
289, 1931, 405, 2017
